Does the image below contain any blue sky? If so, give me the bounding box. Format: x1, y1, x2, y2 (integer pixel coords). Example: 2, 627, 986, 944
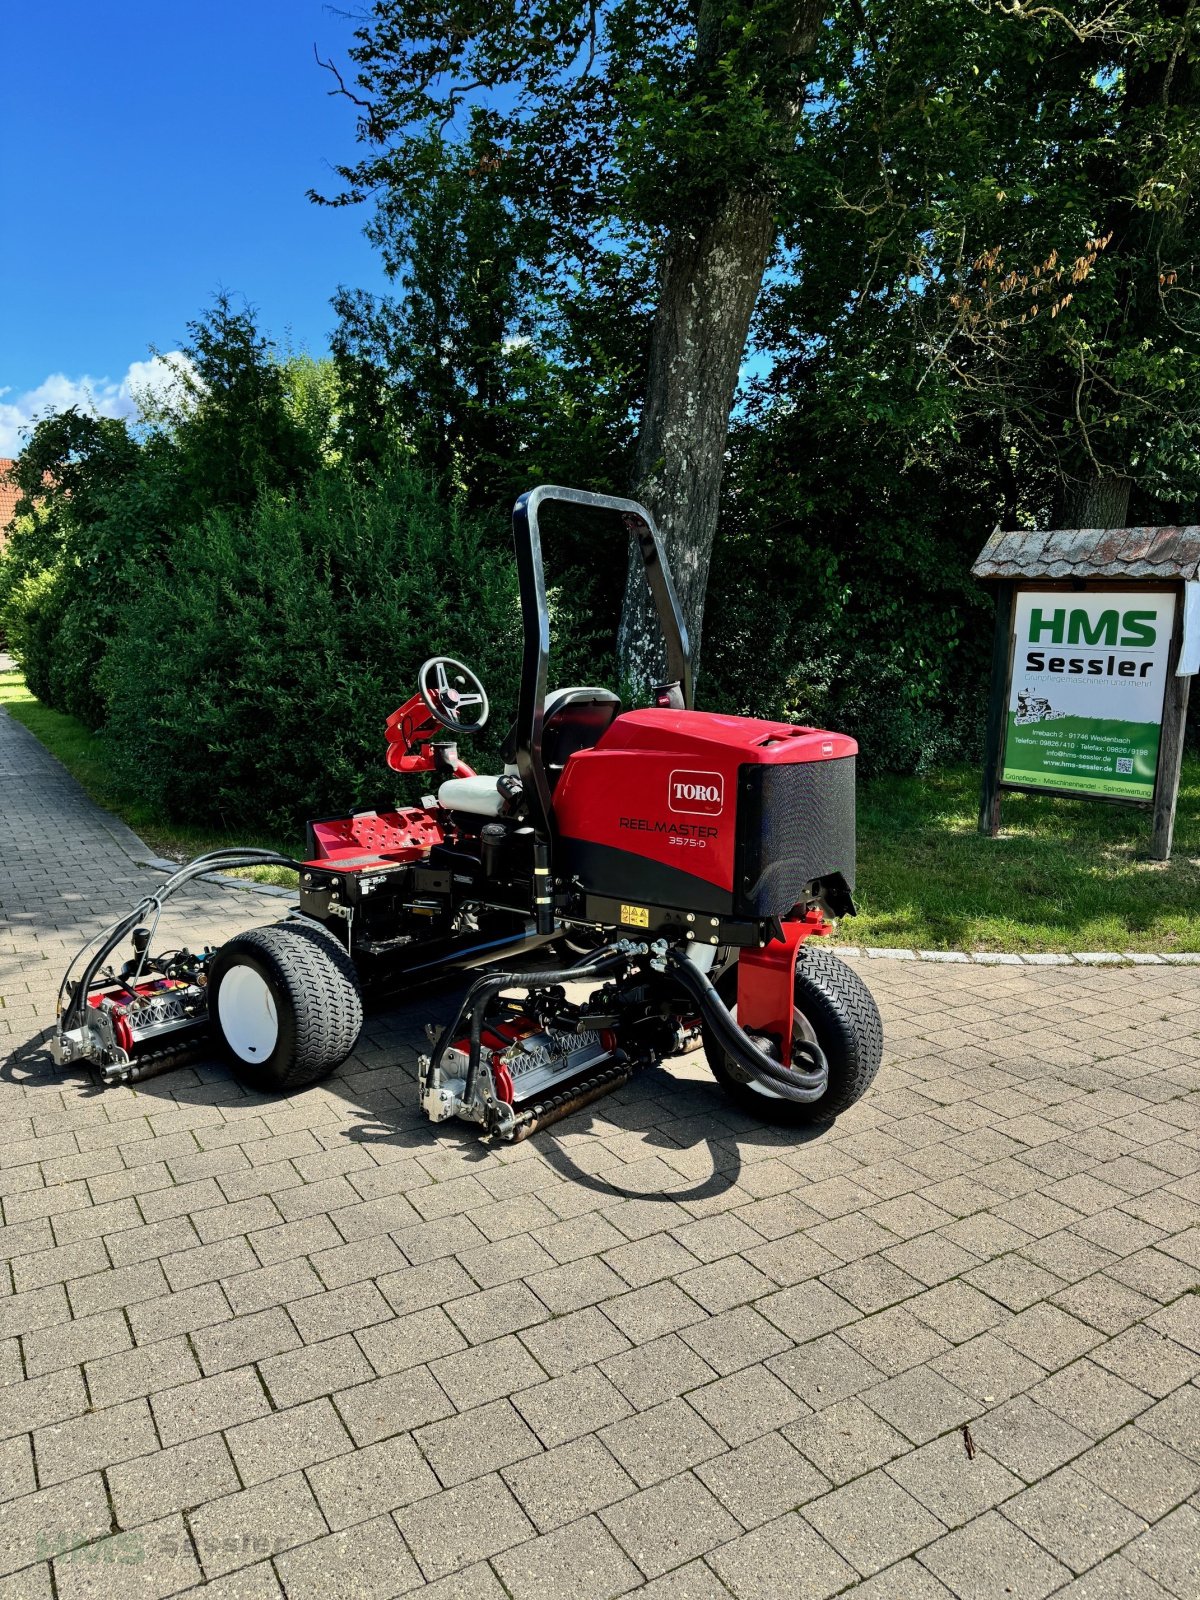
0, 0, 390, 453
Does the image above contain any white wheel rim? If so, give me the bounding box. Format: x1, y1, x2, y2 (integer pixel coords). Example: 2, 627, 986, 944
218, 964, 279, 1063
727, 1003, 817, 1100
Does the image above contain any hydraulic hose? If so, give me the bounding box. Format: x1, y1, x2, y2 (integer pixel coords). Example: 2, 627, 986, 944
61, 850, 308, 1031
430, 945, 632, 1105
664, 948, 829, 1105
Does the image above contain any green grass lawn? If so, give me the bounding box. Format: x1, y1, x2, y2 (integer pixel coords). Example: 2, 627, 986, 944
853, 761, 1200, 953
3, 667, 1197, 951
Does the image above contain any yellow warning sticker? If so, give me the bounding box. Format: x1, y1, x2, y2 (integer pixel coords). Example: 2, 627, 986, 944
619, 903, 650, 928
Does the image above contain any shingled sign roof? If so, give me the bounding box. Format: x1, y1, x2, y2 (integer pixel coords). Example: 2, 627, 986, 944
971, 525, 1200, 583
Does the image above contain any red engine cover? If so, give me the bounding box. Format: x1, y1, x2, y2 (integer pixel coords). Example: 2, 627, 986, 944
551, 709, 856, 901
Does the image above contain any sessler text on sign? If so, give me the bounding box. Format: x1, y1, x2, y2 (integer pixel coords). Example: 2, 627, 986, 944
1002, 590, 1177, 801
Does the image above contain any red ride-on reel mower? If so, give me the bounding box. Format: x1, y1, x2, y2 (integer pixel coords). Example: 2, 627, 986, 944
52, 487, 882, 1140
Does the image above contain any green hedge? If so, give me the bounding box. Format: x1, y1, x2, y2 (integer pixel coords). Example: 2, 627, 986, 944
96, 467, 521, 835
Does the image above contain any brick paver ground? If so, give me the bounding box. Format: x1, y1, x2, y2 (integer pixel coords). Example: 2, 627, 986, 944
2, 692, 1199, 1598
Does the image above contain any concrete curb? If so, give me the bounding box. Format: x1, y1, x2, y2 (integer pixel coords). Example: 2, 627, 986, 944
834, 945, 1200, 967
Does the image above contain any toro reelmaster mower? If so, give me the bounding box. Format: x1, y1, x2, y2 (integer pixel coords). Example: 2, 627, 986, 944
53, 487, 883, 1141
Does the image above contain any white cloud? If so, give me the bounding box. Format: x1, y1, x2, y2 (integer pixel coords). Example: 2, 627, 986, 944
0, 353, 196, 457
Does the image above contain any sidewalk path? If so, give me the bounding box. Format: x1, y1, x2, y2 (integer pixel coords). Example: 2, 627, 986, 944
2, 688, 1198, 1598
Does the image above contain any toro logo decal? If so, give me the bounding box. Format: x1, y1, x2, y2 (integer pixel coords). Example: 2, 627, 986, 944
669, 770, 724, 816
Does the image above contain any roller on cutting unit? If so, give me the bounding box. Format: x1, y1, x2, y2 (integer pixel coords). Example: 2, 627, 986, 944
53, 486, 882, 1140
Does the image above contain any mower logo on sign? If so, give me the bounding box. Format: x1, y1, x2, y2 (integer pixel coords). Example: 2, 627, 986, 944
669, 770, 724, 816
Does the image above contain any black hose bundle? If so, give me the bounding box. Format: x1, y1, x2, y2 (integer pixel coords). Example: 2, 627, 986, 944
664, 948, 828, 1105
59, 850, 308, 1031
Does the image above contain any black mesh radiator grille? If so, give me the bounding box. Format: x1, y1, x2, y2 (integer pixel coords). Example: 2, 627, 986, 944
734, 755, 856, 918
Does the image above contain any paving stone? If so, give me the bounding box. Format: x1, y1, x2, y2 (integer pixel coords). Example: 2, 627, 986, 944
396, 1472, 534, 1580
417, 1396, 542, 1487
518, 1306, 631, 1377
695, 1429, 828, 1529
0, 1474, 110, 1579
0, 1438, 34, 1502
272, 1514, 422, 1600
600, 1471, 742, 1580
1091, 1323, 1200, 1399
443, 1283, 549, 1344
32, 1396, 157, 1487
1003, 1464, 1146, 1573
1048, 1552, 1180, 1599
883, 1234, 982, 1288
918, 1510, 1072, 1600
356, 1306, 467, 1375
491, 1514, 643, 1600
190, 1471, 328, 1578
673, 1254, 773, 1313
306, 1431, 440, 1528
53, 1512, 202, 1600
1028, 1357, 1152, 1437
333, 1365, 454, 1446
1124, 1503, 1200, 1599
839, 1306, 951, 1376
599, 1333, 718, 1410
686, 1364, 807, 1447
1052, 1273, 1162, 1335
151, 1365, 271, 1446
1073, 1424, 1200, 1522
191, 1307, 301, 1375
429, 1333, 546, 1411
503, 1435, 638, 1533
634, 1559, 733, 1599
908, 1280, 1007, 1345
225, 1396, 351, 1486
283, 1281, 393, 1343
598, 1397, 726, 1488
707, 1510, 857, 1600
756, 1281, 858, 1343
125, 1282, 232, 1346
515, 1367, 634, 1450
886, 1429, 1024, 1528
679, 1305, 792, 1375
975, 1390, 1093, 1486
767, 1332, 883, 1407
836, 1558, 958, 1599
108, 1435, 239, 1526
22, 1307, 132, 1378
993, 1302, 1104, 1370
602, 1282, 708, 1344
863, 1367, 977, 1444
1134, 1384, 1200, 1463
84, 1335, 200, 1408
803, 1468, 945, 1576
931, 1331, 1046, 1404
785, 1397, 910, 1485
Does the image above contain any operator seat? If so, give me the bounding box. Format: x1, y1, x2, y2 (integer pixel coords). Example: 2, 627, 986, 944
437, 687, 621, 817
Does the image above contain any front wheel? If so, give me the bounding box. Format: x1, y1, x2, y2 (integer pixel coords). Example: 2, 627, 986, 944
208, 922, 363, 1093
702, 945, 882, 1124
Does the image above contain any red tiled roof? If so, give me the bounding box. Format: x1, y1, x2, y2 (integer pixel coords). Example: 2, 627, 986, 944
0, 459, 20, 534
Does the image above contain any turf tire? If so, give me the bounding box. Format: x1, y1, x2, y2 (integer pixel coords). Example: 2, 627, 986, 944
209, 922, 363, 1093
703, 944, 883, 1125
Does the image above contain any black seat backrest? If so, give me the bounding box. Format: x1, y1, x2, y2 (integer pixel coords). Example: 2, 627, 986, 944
501, 687, 621, 783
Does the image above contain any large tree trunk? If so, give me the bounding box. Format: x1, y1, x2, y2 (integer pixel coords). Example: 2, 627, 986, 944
1062, 469, 1131, 529
618, 0, 825, 692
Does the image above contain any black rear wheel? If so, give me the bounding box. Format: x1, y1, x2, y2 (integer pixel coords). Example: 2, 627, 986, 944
703, 945, 882, 1124
208, 922, 363, 1093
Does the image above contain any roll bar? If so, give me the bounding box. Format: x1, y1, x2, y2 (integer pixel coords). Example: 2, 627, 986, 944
510, 485, 693, 843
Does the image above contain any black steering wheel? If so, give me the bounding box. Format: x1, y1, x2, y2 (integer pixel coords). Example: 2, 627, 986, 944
417, 656, 490, 735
